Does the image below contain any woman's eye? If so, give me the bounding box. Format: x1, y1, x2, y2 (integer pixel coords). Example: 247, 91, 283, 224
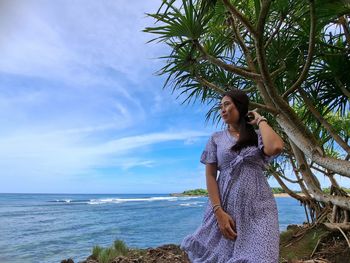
219, 102, 231, 109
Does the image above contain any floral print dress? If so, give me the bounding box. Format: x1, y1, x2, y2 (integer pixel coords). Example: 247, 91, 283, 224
181, 130, 280, 263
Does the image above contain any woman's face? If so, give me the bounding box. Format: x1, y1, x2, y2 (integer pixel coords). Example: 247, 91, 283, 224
220, 96, 240, 125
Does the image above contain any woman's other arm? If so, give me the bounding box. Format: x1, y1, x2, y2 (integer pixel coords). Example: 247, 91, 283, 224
258, 121, 284, 157
248, 111, 284, 157
205, 163, 221, 207
206, 163, 237, 240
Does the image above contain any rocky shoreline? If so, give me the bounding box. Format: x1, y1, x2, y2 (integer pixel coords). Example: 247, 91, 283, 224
62, 244, 189, 263
62, 224, 350, 263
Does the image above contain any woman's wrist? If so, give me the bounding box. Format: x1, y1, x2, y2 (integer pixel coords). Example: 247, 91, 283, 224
214, 207, 224, 217
212, 204, 221, 213
257, 116, 267, 126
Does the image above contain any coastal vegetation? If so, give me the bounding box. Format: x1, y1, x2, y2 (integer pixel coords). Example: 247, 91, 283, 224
91, 240, 129, 263
77, 230, 349, 263
279, 224, 350, 261
145, 0, 349, 236
182, 188, 208, 196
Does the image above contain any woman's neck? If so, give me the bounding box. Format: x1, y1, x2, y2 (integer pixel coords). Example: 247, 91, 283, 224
228, 124, 240, 132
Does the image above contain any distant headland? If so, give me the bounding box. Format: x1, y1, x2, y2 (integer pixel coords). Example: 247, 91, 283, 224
170, 189, 208, 197
171, 187, 350, 198
171, 188, 293, 197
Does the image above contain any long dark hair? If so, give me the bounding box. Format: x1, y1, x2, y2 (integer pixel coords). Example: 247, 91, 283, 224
222, 89, 258, 151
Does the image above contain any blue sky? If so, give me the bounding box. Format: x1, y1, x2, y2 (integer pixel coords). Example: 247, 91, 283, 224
0, 0, 347, 193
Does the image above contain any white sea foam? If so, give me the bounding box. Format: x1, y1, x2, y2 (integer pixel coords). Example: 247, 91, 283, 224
87, 196, 201, 205
52, 196, 202, 205
179, 201, 206, 207
54, 199, 72, 203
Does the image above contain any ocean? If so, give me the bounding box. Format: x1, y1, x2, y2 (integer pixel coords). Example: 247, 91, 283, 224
0, 193, 306, 263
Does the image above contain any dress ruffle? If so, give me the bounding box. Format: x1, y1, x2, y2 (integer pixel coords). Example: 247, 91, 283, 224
181, 236, 251, 263
181, 236, 231, 263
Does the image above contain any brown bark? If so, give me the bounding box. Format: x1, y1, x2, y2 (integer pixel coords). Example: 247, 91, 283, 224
271, 170, 306, 202
290, 140, 350, 211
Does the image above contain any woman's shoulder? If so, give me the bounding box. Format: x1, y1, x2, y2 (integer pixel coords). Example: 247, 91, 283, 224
208, 131, 226, 145
210, 130, 226, 138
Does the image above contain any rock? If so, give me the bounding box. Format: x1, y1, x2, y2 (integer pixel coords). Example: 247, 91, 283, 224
286, 224, 300, 231
109, 244, 189, 263
78, 255, 98, 263
61, 259, 74, 263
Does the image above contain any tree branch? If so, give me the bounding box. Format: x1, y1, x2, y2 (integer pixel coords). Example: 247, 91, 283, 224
271, 63, 286, 79
283, 0, 316, 99
256, 0, 272, 38
323, 222, 350, 232
195, 75, 226, 94
299, 88, 350, 155
195, 41, 262, 81
289, 155, 312, 198
264, 15, 285, 49
279, 172, 302, 184
271, 169, 307, 202
310, 165, 327, 175
221, 0, 257, 37
339, 15, 350, 47
335, 77, 350, 99
290, 140, 350, 211
249, 102, 277, 114
229, 16, 253, 62
278, 114, 350, 178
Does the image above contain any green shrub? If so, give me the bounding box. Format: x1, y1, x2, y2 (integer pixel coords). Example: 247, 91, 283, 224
92, 240, 129, 263
97, 247, 119, 263
97, 248, 109, 263
113, 240, 128, 256
91, 245, 103, 259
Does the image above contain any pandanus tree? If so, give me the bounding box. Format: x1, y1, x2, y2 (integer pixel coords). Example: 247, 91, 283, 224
144, 0, 350, 228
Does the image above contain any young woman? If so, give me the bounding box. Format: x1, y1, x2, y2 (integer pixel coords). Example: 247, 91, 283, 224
181, 89, 284, 262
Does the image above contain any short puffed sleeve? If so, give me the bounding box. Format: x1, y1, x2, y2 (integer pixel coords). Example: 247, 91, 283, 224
257, 130, 278, 164
200, 134, 217, 164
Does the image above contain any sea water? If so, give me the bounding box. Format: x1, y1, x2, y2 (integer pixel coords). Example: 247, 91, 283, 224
0, 193, 306, 263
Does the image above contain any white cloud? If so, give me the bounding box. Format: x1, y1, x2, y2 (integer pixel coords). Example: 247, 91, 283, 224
117, 159, 156, 170
0, 0, 174, 134
184, 137, 200, 145
0, 0, 164, 86
0, 128, 209, 187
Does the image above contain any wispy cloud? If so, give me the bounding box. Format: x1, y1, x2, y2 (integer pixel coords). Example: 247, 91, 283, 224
0, 0, 179, 133
0, 0, 164, 85
0, 127, 209, 190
